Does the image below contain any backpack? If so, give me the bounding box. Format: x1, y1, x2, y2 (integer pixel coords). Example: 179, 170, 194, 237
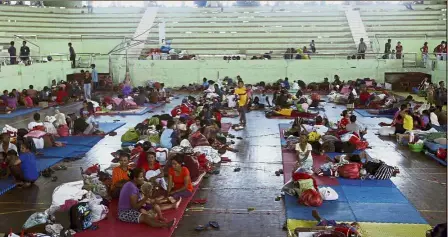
121, 128, 140, 142
69, 202, 93, 231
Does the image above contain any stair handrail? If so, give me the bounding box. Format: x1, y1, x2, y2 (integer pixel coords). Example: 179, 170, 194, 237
107, 22, 159, 55
14, 34, 41, 55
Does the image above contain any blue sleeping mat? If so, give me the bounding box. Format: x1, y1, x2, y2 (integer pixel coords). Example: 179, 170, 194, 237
99, 122, 126, 134
0, 108, 42, 119
56, 136, 103, 146
354, 109, 394, 119
0, 178, 16, 196
39, 145, 92, 158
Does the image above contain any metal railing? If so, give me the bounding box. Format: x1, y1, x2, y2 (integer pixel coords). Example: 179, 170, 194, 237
14, 34, 41, 55
13, 33, 132, 41
107, 22, 160, 55
0, 54, 69, 71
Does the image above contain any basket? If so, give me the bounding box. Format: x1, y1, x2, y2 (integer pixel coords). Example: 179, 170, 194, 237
409, 143, 424, 152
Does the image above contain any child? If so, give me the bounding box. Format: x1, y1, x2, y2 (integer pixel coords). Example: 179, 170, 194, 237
294, 210, 361, 236
139, 182, 181, 222
295, 134, 313, 174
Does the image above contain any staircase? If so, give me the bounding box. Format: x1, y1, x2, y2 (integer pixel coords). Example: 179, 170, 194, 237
345, 9, 374, 57
126, 7, 159, 59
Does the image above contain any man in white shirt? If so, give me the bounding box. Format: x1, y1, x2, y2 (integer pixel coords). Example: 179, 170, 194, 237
28, 113, 44, 130
226, 93, 236, 108
292, 81, 300, 90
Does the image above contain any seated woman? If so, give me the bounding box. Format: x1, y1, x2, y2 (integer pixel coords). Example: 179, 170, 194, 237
5, 140, 38, 187
111, 152, 131, 198
0, 133, 18, 156
43, 116, 58, 136
168, 155, 194, 199
295, 134, 313, 174
118, 168, 175, 227
55, 87, 69, 105
2, 92, 18, 114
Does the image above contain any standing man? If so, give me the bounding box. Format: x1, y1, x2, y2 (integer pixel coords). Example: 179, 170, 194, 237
68, 42, 76, 68
91, 64, 98, 90
384, 39, 391, 58
395, 41, 403, 59
235, 80, 247, 128
435, 81, 447, 107
19, 41, 30, 63
420, 42, 429, 67
358, 38, 367, 59
8, 41, 16, 65
310, 40, 316, 53
83, 71, 92, 100
87, 0, 93, 13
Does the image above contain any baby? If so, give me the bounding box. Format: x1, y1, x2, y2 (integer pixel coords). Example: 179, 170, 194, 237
139, 182, 181, 222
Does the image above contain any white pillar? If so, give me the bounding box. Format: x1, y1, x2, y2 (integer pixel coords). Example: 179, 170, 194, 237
159, 20, 166, 46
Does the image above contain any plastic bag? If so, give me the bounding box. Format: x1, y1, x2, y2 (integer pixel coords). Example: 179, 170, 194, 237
90, 204, 109, 223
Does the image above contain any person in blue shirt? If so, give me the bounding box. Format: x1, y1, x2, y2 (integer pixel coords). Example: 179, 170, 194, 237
91, 64, 99, 90
283, 77, 290, 90
160, 120, 179, 149
202, 78, 209, 89
6, 140, 38, 187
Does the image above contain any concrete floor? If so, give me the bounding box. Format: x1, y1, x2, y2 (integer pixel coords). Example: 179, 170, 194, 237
0, 95, 446, 236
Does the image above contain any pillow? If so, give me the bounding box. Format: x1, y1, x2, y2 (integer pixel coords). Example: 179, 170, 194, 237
318, 187, 339, 200
25, 130, 47, 138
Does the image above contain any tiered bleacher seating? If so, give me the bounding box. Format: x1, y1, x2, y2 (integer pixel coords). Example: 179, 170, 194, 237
360, 3, 447, 54
0, 5, 143, 59
142, 6, 357, 59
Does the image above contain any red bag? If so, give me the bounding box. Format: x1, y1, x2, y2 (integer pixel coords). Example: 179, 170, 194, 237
311, 93, 321, 101
57, 124, 69, 137
338, 163, 362, 179
299, 189, 323, 207
437, 148, 447, 160
171, 106, 181, 117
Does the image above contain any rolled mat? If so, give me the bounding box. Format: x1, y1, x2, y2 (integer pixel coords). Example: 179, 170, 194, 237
354, 109, 394, 119
0, 107, 42, 119
267, 112, 318, 119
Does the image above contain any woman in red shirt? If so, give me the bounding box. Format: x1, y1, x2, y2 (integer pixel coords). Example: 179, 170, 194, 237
359, 89, 371, 106
55, 87, 68, 105
168, 155, 193, 199
395, 42, 403, 59
420, 42, 429, 66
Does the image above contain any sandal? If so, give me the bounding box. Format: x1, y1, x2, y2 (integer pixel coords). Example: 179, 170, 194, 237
195, 225, 207, 231
208, 221, 220, 229
233, 167, 241, 172
191, 199, 207, 204
51, 176, 58, 182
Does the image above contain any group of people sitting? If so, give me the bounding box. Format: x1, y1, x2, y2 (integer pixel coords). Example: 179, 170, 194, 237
0, 80, 85, 114
109, 85, 247, 227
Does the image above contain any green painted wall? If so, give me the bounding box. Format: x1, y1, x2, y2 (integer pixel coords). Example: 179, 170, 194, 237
107, 59, 438, 87
0, 61, 74, 91
0, 59, 444, 92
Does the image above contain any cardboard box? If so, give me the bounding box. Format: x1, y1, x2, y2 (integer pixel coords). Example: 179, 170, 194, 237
38, 101, 49, 108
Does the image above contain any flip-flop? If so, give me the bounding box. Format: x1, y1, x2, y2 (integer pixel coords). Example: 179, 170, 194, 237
109, 131, 117, 136
236, 137, 243, 140
279, 169, 284, 174
234, 167, 241, 172
51, 176, 58, 182
195, 225, 207, 231
208, 221, 220, 229
191, 199, 207, 204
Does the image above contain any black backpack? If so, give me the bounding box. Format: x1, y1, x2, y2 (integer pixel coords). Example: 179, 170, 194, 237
69, 202, 93, 231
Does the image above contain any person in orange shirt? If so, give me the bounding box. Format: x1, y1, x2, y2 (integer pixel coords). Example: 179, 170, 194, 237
111, 152, 131, 198
168, 155, 193, 199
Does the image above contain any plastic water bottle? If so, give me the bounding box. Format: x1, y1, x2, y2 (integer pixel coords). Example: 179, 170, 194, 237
409, 132, 415, 144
